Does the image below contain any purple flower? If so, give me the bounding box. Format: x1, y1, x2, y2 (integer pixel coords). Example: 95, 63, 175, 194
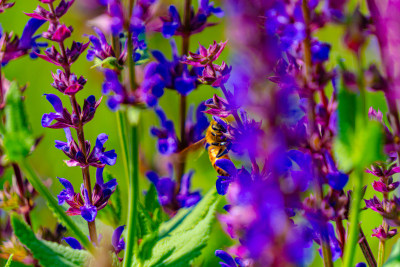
150, 107, 178, 155
55, 129, 117, 168
151, 40, 198, 96
371, 225, 397, 241
36, 41, 89, 67
51, 70, 86, 95
314, 223, 342, 261
57, 177, 75, 205
58, 170, 117, 222
63, 237, 83, 250
185, 102, 209, 145
86, 27, 123, 63
311, 41, 331, 63
0, 18, 46, 65
204, 94, 236, 118
160, 0, 223, 38
26, 0, 74, 20
264, 2, 305, 51
214, 159, 239, 195
372, 180, 400, 193
364, 196, 385, 215
112, 225, 125, 255
0, 0, 14, 13
215, 250, 244, 267
183, 40, 227, 67
227, 110, 263, 157
146, 168, 201, 212
42, 94, 101, 129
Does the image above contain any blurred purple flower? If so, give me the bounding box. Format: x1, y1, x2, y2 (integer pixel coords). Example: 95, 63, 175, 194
63, 237, 83, 250
112, 225, 125, 255
146, 168, 201, 212
160, 0, 223, 38
150, 107, 178, 155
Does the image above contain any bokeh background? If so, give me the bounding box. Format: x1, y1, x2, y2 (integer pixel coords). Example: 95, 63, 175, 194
0, 0, 396, 266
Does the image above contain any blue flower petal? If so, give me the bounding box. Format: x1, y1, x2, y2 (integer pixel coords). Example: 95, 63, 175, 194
45, 94, 64, 113
215, 159, 237, 177
63, 237, 83, 250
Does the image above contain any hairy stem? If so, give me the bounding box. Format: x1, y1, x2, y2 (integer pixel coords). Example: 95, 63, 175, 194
47, 2, 98, 244
176, 0, 192, 193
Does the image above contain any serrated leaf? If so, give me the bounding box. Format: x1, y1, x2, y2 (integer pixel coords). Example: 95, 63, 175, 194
11, 214, 92, 267
5, 254, 13, 267
137, 188, 219, 266
3, 81, 34, 161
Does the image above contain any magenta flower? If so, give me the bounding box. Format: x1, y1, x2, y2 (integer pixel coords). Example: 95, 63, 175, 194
183, 40, 227, 67
0, 0, 14, 13
371, 225, 397, 241
51, 70, 86, 95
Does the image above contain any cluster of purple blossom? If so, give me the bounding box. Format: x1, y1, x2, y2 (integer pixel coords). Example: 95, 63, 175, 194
3, 0, 400, 266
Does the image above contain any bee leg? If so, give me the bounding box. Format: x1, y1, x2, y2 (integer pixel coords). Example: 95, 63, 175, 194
211, 142, 221, 146
216, 148, 229, 158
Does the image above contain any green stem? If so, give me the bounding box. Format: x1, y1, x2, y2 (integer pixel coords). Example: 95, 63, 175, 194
343, 168, 364, 267
123, 125, 139, 267
18, 159, 95, 253
117, 110, 130, 188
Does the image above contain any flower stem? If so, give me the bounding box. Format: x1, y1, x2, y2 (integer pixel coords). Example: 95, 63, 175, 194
11, 163, 32, 227
126, 0, 136, 91
359, 226, 377, 267
69, 94, 98, 244
343, 168, 364, 267
117, 110, 130, 188
176, 0, 192, 192
123, 124, 139, 267
47, 1, 98, 244
378, 191, 389, 267
18, 158, 95, 253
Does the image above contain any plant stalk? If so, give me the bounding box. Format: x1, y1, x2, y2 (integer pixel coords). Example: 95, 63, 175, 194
123, 125, 139, 267
359, 226, 377, 267
47, 1, 98, 244
343, 168, 364, 267
176, 0, 192, 192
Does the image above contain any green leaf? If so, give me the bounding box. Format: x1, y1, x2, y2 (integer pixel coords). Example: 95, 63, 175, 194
136, 188, 220, 266
11, 214, 92, 267
3, 81, 34, 161
18, 159, 95, 253
384, 238, 400, 267
5, 254, 13, 267
92, 57, 123, 71
334, 60, 385, 170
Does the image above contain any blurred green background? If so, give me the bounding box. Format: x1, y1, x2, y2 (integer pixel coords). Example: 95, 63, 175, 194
0, 0, 397, 266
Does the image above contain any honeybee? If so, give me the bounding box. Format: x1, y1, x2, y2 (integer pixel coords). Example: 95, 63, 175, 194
179, 119, 231, 176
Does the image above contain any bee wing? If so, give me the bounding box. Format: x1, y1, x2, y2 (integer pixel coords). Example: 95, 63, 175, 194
173, 138, 206, 162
